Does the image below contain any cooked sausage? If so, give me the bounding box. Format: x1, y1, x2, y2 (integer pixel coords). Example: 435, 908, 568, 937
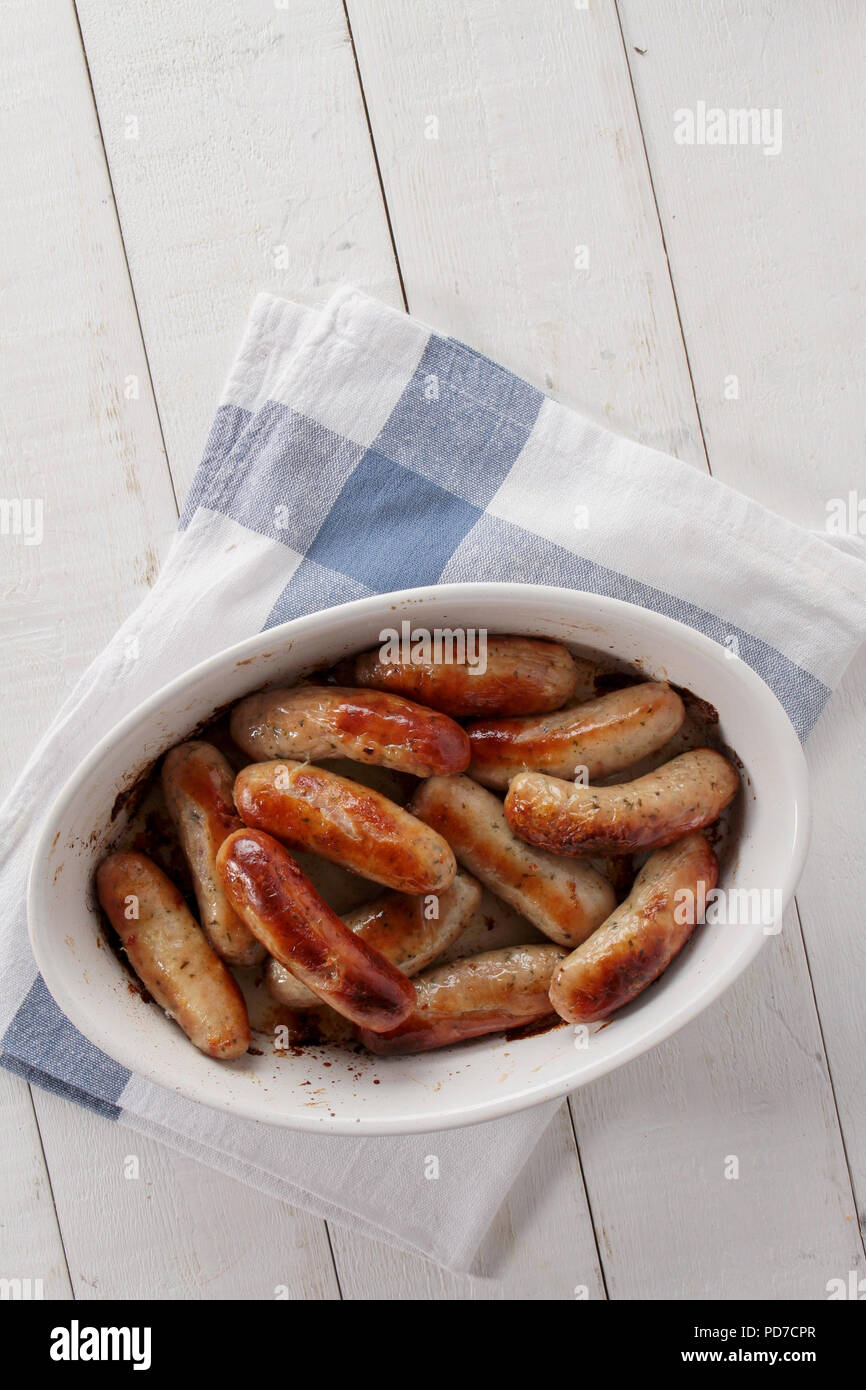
96, 851, 250, 1060
409, 774, 616, 948
549, 832, 718, 1023
357, 943, 566, 1054
229, 685, 470, 777
505, 748, 739, 857
234, 761, 456, 894
267, 870, 482, 1009
216, 829, 416, 1031
467, 681, 685, 789
344, 636, 593, 717
161, 741, 265, 966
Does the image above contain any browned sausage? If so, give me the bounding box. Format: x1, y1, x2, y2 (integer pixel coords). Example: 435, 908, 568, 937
234, 760, 456, 894
505, 748, 739, 856
267, 870, 482, 1009
467, 681, 685, 789
549, 832, 719, 1023
161, 741, 265, 966
230, 685, 470, 777
409, 774, 616, 948
96, 851, 250, 1059
216, 829, 416, 1031
344, 636, 593, 717
357, 943, 566, 1054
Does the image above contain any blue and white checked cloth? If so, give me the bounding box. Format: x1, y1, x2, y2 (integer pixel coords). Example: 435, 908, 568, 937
2, 285, 865, 1272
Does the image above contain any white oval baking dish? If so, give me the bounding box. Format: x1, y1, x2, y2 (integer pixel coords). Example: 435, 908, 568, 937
27, 583, 809, 1134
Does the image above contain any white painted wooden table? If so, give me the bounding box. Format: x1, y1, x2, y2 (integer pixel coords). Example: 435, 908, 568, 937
2, 0, 864, 1300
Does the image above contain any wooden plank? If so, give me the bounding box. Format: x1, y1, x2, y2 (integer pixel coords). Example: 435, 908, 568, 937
617, 0, 866, 525
570, 908, 864, 1299
0, 1072, 72, 1301
795, 655, 866, 1231
0, 0, 178, 797
616, 0, 866, 1264
345, 0, 865, 1296
32, 1089, 339, 1300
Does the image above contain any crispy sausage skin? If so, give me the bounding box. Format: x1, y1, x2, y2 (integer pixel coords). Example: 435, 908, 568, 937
357, 943, 567, 1054
216, 829, 416, 1031
267, 870, 482, 1009
96, 851, 250, 1060
234, 760, 456, 894
467, 681, 685, 789
549, 832, 718, 1023
344, 636, 593, 717
505, 748, 739, 857
161, 741, 265, 966
229, 685, 470, 778
409, 775, 616, 948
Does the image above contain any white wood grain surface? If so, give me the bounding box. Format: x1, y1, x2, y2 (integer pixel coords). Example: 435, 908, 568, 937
0, 1072, 71, 1301
76, 0, 405, 501
0, 0, 177, 797
33, 1089, 340, 1301
1, 0, 863, 1300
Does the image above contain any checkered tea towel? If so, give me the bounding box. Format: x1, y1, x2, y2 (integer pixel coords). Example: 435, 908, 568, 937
2, 285, 865, 1272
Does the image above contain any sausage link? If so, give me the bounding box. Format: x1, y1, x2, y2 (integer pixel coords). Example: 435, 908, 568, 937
216, 829, 416, 1031
357, 943, 566, 1054
505, 748, 739, 856
345, 636, 592, 717
234, 760, 456, 894
161, 741, 265, 966
467, 681, 685, 789
409, 774, 616, 948
267, 870, 482, 1009
230, 685, 470, 777
549, 832, 719, 1023
96, 851, 250, 1060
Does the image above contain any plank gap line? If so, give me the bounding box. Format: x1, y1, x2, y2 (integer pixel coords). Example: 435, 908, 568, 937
342, 0, 409, 313
793, 899, 866, 1253
565, 1101, 611, 1300
323, 1219, 346, 1300
613, 0, 713, 477
71, 0, 180, 518
26, 1084, 76, 1299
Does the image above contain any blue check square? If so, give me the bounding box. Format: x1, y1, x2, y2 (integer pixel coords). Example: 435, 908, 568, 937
306, 450, 481, 591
